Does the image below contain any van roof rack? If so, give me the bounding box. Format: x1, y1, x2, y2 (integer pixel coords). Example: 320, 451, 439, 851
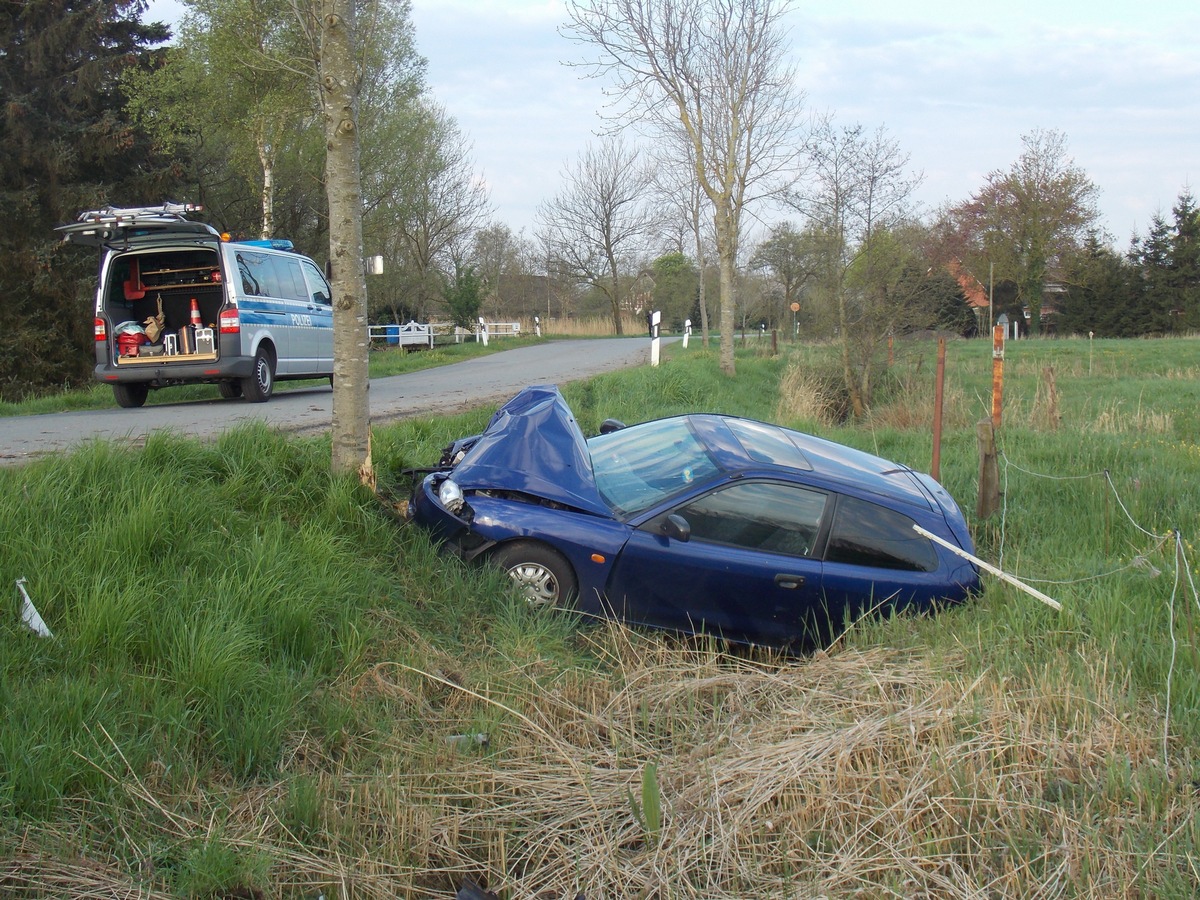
72, 203, 204, 226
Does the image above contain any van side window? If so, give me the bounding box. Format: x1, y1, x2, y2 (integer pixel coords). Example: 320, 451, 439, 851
301, 259, 332, 306
237, 253, 262, 296
269, 256, 308, 302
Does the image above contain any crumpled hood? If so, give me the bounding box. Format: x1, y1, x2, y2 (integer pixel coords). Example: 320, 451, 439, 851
449, 385, 611, 517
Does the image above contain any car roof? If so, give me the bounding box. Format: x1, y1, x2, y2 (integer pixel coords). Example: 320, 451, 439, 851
687, 414, 934, 511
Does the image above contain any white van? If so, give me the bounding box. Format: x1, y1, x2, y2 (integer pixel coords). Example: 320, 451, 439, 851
58, 204, 334, 407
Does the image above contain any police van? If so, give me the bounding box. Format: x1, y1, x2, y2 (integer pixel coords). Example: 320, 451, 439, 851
58, 203, 334, 408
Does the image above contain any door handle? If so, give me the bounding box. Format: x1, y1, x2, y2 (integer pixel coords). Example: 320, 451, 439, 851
774, 574, 805, 590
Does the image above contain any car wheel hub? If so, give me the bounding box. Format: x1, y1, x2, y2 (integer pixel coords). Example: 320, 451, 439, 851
506, 562, 559, 604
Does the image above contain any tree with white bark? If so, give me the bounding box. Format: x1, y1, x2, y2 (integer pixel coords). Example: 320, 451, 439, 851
563, 0, 803, 374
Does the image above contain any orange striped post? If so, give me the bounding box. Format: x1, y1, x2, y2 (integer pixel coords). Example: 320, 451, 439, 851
991, 324, 1005, 429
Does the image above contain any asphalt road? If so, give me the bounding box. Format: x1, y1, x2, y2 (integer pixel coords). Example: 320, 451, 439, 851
0, 337, 663, 465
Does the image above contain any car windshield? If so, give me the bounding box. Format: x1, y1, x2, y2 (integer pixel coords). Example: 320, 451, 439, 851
588, 418, 720, 516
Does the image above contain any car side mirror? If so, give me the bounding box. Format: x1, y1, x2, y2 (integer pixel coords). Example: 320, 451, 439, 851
661, 513, 691, 542
599, 418, 627, 434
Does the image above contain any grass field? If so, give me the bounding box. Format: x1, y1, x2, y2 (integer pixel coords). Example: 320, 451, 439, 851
1, 335, 1198, 898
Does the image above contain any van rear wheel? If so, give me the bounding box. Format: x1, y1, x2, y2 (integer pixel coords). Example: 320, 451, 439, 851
113, 383, 149, 408
218, 381, 243, 400
240, 346, 275, 402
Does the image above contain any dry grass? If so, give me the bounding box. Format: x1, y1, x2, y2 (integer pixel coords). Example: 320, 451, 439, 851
359, 629, 1180, 898
525, 315, 649, 337
777, 361, 840, 427
3, 625, 1189, 898
1083, 399, 1174, 435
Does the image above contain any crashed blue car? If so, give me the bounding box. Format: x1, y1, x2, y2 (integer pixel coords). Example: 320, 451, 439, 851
408, 385, 980, 649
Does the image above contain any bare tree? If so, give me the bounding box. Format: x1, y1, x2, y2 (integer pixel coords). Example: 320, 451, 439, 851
537, 138, 658, 334
653, 141, 715, 345
792, 119, 921, 416
564, 0, 802, 374
377, 101, 492, 320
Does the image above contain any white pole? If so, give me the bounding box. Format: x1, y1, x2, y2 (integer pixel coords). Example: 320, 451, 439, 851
650, 310, 661, 367
16, 577, 54, 638
913, 525, 1061, 611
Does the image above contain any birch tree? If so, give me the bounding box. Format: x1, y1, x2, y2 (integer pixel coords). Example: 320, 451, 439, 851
564, 0, 802, 374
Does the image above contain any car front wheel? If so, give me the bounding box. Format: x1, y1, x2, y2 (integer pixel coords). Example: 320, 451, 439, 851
491, 541, 578, 606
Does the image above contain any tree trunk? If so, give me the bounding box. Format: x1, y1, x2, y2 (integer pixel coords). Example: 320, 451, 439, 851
319, 0, 373, 485
257, 129, 274, 240
714, 204, 738, 375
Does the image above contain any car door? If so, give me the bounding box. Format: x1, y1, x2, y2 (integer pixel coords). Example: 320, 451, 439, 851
299, 258, 334, 375
818, 493, 949, 625
605, 480, 830, 649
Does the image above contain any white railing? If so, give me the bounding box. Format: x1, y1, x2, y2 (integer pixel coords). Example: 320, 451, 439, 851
369, 321, 521, 348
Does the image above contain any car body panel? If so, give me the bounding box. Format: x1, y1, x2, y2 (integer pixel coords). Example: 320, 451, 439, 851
409, 385, 981, 650
447, 385, 611, 517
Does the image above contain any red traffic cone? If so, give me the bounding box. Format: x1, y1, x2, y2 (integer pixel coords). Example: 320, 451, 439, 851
190, 298, 202, 325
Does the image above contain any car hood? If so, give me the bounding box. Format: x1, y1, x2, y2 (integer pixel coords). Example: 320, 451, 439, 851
449, 385, 612, 517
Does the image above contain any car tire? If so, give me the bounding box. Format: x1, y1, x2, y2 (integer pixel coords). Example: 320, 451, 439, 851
218, 381, 243, 400
241, 346, 275, 402
113, 382, 149, 408
491, 541, 578, 606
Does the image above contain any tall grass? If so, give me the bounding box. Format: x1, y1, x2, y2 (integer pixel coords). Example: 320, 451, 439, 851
2, 336, 1199, 898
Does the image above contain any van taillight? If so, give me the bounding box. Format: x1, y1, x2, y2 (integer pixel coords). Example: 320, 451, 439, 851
219, 309, 240, 334
94, 318, 107, 341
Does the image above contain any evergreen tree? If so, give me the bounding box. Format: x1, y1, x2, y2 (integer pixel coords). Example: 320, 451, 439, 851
1130, 214, 1177, 334
1058, 233, 1137, 336
0, 0, 175, 398
1169, 191, 1200, 329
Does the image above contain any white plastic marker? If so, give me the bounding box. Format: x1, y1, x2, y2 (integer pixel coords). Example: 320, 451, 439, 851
15, 577, 54, 638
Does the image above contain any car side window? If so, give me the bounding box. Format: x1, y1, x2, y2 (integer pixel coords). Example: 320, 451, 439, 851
668, 481, 827, 557
301, 259, 332, 306
825, 496, 937, 572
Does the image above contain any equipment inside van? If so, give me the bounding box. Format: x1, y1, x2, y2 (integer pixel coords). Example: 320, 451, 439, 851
58, 204, 334, 408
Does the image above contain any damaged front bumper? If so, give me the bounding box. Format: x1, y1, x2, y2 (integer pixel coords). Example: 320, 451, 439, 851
410, 473, 495, 561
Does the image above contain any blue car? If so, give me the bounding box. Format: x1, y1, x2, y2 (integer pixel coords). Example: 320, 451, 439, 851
408, 385, 980, 650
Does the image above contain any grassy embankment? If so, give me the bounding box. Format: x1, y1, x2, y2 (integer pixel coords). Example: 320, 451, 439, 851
2, 335, 1198, 898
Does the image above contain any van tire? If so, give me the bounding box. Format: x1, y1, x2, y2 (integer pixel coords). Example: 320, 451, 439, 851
113, 383, 149, 408
241, 346, 275, 402
218, 381, 243, 400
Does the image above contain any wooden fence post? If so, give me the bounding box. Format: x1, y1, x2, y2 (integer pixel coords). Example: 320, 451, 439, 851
977, 419, 1001, 520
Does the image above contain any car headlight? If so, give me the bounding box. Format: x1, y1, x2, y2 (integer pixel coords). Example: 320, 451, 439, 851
437, 477, 465, 514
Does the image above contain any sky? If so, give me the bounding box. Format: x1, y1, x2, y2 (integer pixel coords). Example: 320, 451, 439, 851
146, 0, 1200, 249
